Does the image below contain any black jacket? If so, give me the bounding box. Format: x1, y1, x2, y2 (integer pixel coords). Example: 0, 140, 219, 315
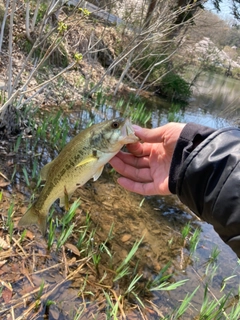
169, 123, 240, 257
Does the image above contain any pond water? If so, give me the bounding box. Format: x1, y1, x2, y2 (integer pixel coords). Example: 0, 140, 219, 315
1, 72, 240, 319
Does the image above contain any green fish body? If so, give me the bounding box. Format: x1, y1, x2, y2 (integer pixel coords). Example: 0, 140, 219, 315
18, 118, 138, 234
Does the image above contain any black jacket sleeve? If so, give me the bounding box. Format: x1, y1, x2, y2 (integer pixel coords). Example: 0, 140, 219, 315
169, 123, 240, 257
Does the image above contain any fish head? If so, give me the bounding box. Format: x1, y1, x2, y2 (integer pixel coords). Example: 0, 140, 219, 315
91, 117, 139, 153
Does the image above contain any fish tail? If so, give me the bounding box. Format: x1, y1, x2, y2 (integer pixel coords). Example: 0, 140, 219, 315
18, 204, 47, 235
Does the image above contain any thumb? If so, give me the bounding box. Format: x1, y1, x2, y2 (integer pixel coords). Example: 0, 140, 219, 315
133, 125, 165, 143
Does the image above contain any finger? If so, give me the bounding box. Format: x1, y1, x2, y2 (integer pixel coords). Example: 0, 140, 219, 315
115, 151, 150, 168
126, 141, 153, 157
133, 126, 165, 143
117, 177, 157, 196
133, 123, 186, 144
109, 156, 152, 182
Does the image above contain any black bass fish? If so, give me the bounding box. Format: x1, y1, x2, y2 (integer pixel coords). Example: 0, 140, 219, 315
18, 118, 138, 234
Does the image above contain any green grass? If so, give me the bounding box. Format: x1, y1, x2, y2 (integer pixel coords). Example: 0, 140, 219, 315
114, 237, 143, 281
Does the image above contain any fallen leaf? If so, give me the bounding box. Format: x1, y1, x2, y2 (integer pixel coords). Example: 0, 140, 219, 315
0, 181, 10, 187
50, 305, 60, 319
25, 230, 35, 240
0, 237, 10, 249
2, 287, 12, 303
65, 243, 80, 256
121, 234, 132, 242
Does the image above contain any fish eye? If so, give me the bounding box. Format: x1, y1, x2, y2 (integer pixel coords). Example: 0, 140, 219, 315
111, 121, 120, 129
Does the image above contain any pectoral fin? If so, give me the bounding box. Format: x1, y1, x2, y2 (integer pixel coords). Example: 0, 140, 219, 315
93, 166, 104, 181
75, 155, 97, 168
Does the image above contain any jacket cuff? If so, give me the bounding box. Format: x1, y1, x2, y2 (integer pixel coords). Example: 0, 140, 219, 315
169, 123, 215, 194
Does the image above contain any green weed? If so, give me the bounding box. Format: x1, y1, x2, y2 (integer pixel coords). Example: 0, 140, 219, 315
181, 222, 191, 243
189, 227, 201, 254
147, 264, 189, 292
56, 224, 75, 250
198, 284, 230, 319
172, 286, 199, 318
205, 246, 221, 276
167, 103, 183, 122
6, 203, 15, 242
114, 237, 143, 282
47, 218, 56, 251
104, 291, 121, 320
61, 199, 80, 229
13, 135, 22, 152
22, 166, 30, 187
36, 280, 45, 300
11, 165, 17, 182
119, 95, 152, 125
20, 229, 27, 243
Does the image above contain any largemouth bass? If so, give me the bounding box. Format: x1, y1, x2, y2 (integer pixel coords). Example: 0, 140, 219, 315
18, 118, 138, 235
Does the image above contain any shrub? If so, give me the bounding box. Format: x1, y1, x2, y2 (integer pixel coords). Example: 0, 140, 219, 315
160, 72, 192, 102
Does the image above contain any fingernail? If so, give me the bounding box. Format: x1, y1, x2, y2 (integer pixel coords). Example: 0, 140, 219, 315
132, 125, 142, 131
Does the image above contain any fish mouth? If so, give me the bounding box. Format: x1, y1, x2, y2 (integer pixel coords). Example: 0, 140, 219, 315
121, 118, 139, 143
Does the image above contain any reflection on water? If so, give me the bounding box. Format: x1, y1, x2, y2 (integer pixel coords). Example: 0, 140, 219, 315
146, 72, 240, 129
188, 72, 240, 127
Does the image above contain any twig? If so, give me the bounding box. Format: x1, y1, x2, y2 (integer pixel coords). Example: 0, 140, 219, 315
10, 307, 15, 320
137, 304, 148, 320
0, 171, 9, 181
0, 257, 90, 317
0, 0, 10, 52
25, 0, 33, 42
62, 245, 69, 278
32, 250, 36, 274
0, 284, 51, 314
12, 237, 28, 258
145, 299, 165, 318
21, 260, 35, 288
111, 289, 126, 319
30, 0, 41, 32
8, 0, 17, 97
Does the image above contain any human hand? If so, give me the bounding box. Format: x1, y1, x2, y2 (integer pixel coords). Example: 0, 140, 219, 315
109, 122, 186, 195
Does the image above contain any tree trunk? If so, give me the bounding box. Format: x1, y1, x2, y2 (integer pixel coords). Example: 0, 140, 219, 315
144, 0, 158, 29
